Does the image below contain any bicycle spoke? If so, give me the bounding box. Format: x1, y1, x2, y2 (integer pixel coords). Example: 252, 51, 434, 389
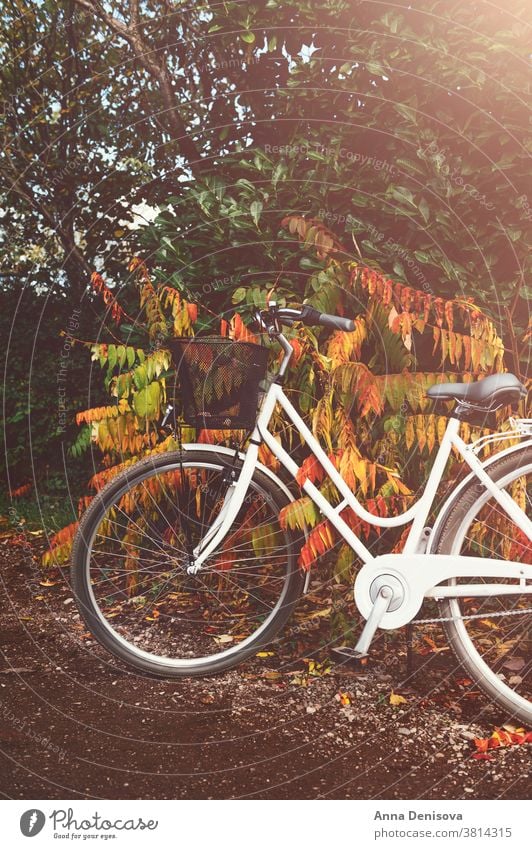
80, 460, 296, 662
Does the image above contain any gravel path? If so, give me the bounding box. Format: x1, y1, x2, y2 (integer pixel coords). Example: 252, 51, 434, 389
0, 533, 530, 799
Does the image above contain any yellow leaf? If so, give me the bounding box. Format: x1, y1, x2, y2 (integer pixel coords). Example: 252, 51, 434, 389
389, 691, 408, 706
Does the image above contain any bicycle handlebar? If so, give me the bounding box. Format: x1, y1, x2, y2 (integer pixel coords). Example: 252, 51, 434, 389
257, 304, 355, 333
298, 305, 355, 332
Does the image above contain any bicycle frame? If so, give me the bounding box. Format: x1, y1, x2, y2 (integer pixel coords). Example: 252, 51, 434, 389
190, 379, 532, 564
187, 349, 532, 648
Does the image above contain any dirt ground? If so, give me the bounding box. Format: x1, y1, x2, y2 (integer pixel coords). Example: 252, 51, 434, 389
0, 531, 530, 800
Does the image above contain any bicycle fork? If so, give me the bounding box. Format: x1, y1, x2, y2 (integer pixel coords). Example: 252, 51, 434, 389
186, 440, 261, 574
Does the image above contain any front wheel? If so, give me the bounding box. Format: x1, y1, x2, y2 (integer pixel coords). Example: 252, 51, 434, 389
71, 449, 305, 676
433, 444, 532, 724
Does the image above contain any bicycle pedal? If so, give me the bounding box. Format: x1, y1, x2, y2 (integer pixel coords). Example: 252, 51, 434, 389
331, 646, 370, 666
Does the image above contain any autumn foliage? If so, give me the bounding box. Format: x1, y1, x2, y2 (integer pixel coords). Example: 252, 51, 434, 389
43, 218, 520, 569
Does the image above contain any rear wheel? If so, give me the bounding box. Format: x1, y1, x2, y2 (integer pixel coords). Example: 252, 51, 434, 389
71, 449, 305, 676
433, 445, 532, 723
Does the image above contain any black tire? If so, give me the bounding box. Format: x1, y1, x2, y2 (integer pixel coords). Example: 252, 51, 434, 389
432, 444, 532, 723
71, 449, 306, 677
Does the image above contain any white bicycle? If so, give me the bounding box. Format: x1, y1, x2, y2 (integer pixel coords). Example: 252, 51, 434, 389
71, 304, 532, 722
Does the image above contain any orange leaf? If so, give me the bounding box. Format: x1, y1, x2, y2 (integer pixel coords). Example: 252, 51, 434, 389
296, 455, 325, 487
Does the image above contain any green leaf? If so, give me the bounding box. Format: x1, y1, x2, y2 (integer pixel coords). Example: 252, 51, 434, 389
391, 186, 416, 208
133, 381, 160, 420
162, 236, 177, 253
366, 60, 385, 76
250, 200, 263, 227
241, 31, 255, 43
418, 198, 430, 223
107, 344, 117, 371
232, 287, 247, 303
394, 104, 417, 123
272, 162, 286, 188
133, 364, 147, 390
351, 192, 368, 207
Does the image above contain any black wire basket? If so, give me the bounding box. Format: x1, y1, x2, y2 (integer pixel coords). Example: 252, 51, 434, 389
169, 337, 269, 430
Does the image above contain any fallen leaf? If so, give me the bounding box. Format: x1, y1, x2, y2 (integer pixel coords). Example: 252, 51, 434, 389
422, 635, 449, 653
213, 634, 233, 644
296, 607, 332, 622
480, 619, 499, 630
502, 657, 525, 672
39, 579, 57, 587
473, 736, 489, 753
145, 608, 160, 622
474, 726, 532, 753
390, 691, 408, 706
256, 651, 275, 658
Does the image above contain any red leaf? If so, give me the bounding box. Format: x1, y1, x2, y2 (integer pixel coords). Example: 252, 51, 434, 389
296, 455, 325, 487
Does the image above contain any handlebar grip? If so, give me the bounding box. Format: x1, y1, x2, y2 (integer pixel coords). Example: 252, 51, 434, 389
299, 305, 355, 332
318, 312, 355, 332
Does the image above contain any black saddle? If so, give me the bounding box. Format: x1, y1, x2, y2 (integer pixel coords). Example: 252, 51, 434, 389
427, 373, 527, 412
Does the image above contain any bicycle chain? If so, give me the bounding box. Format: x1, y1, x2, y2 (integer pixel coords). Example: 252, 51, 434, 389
413, 606, 532, 625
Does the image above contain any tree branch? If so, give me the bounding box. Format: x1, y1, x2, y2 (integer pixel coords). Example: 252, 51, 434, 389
73, 0, 205, 173
9, 182, 93, 286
